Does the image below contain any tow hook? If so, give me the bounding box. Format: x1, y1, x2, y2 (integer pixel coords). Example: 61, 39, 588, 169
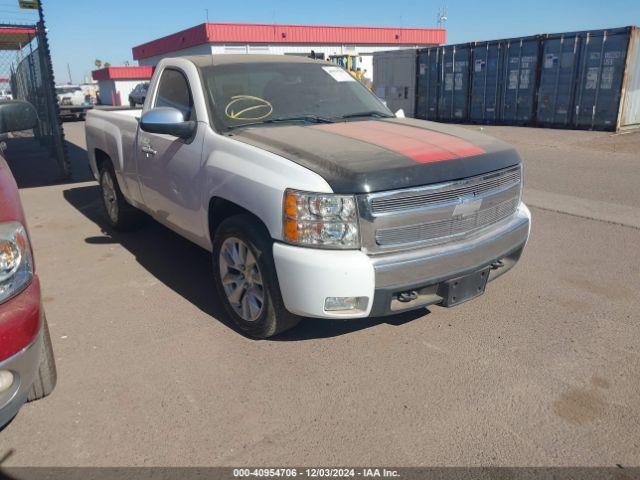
397, 290, 419, 303
491, 260, 504, 270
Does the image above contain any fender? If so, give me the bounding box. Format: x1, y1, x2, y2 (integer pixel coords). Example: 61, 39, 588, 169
200, 131, 333, 250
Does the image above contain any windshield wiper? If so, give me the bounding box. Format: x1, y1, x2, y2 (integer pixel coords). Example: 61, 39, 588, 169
227, 115, 334, 131
339, 111, 395, 120
267, 115, 334, 124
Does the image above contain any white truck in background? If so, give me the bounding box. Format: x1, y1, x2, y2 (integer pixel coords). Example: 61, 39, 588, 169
85, 54, 531, 338
56, 85, 92, 120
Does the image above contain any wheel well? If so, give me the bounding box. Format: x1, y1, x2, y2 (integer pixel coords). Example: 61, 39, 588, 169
208, 198, 270, 241
94, 148, 111, 173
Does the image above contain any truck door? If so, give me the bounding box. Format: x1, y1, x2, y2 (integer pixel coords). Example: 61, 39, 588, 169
136, 67, 205, 239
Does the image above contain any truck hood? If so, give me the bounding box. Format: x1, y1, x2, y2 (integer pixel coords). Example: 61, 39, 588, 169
230, 118, 522, 194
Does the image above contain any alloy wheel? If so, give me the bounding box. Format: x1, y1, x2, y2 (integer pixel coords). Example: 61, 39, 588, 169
101, 171, 119, 223
219, 237, 265, 322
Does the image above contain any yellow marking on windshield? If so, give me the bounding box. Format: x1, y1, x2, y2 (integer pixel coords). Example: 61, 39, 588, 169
225, 95, 273, 121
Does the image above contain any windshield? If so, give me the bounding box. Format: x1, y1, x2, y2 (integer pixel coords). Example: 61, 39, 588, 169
200, 62, 392, 131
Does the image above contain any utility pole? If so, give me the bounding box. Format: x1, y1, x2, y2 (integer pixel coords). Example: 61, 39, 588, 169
205, 9, 209, 22
67, 63, 72, 84
437, 6, 448, 29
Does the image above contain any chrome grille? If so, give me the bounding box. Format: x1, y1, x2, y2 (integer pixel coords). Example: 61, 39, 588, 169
375, 198, 519, 247
370, 166, 521, 214
358, 165, 523, 254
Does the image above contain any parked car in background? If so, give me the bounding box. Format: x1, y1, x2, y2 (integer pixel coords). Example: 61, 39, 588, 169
0, 100, 57, 429
55, 85, 92, 120
85, 55, 531, 339
128, 82, 149, 107
0, 89, 12, 101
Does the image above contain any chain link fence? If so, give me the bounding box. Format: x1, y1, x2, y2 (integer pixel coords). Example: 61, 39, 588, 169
0, 0, 69, 180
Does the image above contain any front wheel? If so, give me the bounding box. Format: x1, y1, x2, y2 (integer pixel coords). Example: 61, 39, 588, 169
27, 313, 57, 402
212, 214, 300, 339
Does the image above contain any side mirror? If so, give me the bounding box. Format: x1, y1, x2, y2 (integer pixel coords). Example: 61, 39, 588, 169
395, 109, 406, 118
0, 100, 38, 134
140, 107, 196, 139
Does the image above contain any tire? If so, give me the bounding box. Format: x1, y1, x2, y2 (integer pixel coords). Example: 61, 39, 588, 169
27, 313, 57, 402
99, 162, 140, 231
129, 98, 135, 107
212, 214, 300, 339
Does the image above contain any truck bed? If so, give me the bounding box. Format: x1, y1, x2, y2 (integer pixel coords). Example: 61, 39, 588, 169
86, 107, 141, 134
85, 107, 142, 184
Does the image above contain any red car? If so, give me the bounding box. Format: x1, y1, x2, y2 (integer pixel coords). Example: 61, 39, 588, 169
0, 100, 56, 429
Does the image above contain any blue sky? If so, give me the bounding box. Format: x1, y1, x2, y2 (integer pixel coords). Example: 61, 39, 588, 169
30, 0, 640, 84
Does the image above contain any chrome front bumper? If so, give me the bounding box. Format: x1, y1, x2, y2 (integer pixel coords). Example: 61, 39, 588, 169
0, 326, 42, 428
274, 203, 530, 319
368, 203, 531, 315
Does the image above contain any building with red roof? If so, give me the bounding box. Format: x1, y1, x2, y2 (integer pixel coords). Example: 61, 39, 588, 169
91, 66, 154, 106
93, 22, 445, 104
132, 22, 446, 80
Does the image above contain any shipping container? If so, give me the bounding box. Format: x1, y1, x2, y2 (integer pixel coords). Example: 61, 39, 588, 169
469, 41, 503, 123
619, 27, 640, 130
499, 36, 540, 125
394, 26, 640, 131
372, 49, 417, 117
574, 28, 632, 129
416, 47, 440, 120
437, 44, 471, 121
536, 32, 581, 127
536, 26, 640, 130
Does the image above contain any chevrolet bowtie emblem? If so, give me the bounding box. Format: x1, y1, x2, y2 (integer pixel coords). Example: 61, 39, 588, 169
453, 196, 483, 217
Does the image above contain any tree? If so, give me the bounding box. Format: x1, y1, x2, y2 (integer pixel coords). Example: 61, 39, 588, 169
94, 59, 102, 69
104, 62, 111, 68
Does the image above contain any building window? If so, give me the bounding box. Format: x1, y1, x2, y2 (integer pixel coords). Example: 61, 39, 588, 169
248, 45, 270, 54
224, 45, 247, 54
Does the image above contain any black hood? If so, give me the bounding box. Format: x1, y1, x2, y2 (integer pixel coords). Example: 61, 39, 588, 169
229, 118, 522, 194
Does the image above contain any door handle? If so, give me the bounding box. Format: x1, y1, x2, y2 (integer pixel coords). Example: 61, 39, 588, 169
141, 144, 157, 156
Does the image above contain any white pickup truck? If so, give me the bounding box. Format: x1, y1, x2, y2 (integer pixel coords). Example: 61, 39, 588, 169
85, 55, 531, 338
56, 85, 92, 120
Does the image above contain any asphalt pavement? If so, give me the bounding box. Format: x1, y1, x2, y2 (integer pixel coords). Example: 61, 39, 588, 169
0, 121, 638, 466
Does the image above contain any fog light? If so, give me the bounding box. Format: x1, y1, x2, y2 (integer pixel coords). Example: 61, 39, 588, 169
324, 297, 368, 313
0, 370, 14, 394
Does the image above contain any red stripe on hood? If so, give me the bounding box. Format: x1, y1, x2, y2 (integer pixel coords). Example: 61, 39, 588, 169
313, 121, 485, 163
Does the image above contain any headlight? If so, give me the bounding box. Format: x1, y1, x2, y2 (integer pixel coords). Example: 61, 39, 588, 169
0, 222, 33, 304
283, 189, 360, 249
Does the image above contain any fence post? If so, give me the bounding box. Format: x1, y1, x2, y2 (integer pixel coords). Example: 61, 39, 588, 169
37, 0, 69, 179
